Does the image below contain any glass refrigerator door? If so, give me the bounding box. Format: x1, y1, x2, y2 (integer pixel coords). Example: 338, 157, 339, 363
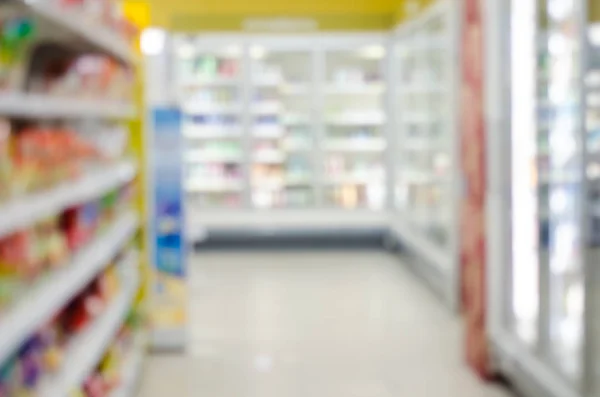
395, 11, 451, 253
586, 41, 600, 397
249, 48, 315, 209
543, 0, 587, 381
176, 40, 245, 209
510, 0, 587, 383
323, 45, 386, 210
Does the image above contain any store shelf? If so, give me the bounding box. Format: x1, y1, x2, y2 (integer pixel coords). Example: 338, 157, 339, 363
401, 113, 436, 124
253, 150, 286, 163
402, 170, 440, 184
186, 179, 244, 192
253, 76, 282, 87
281, 83, 310, 95
251, 101, 282, 115
325, 83, 384, 95
326, 113, 385, 126
404, 138, 435, 150
252, 179, 285, 189
285, 175, 313, 186
185, 151, 243, 163
0, 93, 136, 119
110, 334, 146, 397
253, 125, 284, 138
283, 141, 312, 151
283, 114, 310, 125
182, 103, 241, 114
182, 126, 242, 139
41, 255, 140, 397
15, 0, 134, 64
323, 138, 386, 152
0, 212, 139, 365
326, 174, 384, 185
0, 160, 136, 238
179, 77, 239, 87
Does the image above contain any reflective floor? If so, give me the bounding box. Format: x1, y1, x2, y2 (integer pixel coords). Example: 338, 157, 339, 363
138, 250, 513, 397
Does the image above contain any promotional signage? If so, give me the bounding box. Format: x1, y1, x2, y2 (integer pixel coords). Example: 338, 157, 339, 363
149, 106, 186, 350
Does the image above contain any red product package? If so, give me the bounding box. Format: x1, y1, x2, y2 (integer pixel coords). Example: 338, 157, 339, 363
0, 230, 42, 281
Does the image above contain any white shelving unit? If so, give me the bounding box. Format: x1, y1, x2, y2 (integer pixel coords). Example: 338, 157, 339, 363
0, 160, 136, 238
15, 0, 133, 63
41, 253, 140, 397
0, 212, 138, 364
177, 39, 246, 210
0, 94, 136, 119
0, 1, 141, 394
110, 333, 147, 397
390, 0, 460, 308
172, 33, 389, 232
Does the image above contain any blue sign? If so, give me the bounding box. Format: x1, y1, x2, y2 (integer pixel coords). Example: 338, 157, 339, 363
151, 107, 184, 277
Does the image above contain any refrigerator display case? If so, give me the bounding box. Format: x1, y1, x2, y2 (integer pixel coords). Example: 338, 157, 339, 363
390, 0, 460, 308
176, 38, 245, 209
249, 45, 316, 209
487, 0, 600, 396
173, 34, 389, 234
323, 45, 387, 210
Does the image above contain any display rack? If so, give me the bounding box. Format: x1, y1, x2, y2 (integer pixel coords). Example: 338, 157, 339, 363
250, 45, 315, 209
389, 0, 460, 308
173, 34, 389, 235
0, 0, 144, 395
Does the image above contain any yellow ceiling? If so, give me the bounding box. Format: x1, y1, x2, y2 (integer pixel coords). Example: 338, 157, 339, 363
130, 0, 599, 30
142, 0, 415, 28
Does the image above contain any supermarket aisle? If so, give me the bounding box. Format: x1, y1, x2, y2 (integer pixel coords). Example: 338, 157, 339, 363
138, 251, 512, 397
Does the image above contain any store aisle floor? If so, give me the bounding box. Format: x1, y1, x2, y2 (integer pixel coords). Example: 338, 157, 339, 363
138, 250, 512, 397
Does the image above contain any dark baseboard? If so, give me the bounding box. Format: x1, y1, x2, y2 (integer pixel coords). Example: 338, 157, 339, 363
191, 228, 388, 250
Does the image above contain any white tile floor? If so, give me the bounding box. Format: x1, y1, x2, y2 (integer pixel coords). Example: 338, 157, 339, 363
138, 250, 513, 397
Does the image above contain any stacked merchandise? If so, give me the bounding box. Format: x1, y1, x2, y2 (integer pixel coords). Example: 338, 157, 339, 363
0, 0, 144, 396
0, 251, 138, 397
179, 48, 244, 208
0, 120, 130, 201
0, 185, 134, 310
324, 48, 386, 209
174, 37, 389, 217
250, 50, 314, 209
